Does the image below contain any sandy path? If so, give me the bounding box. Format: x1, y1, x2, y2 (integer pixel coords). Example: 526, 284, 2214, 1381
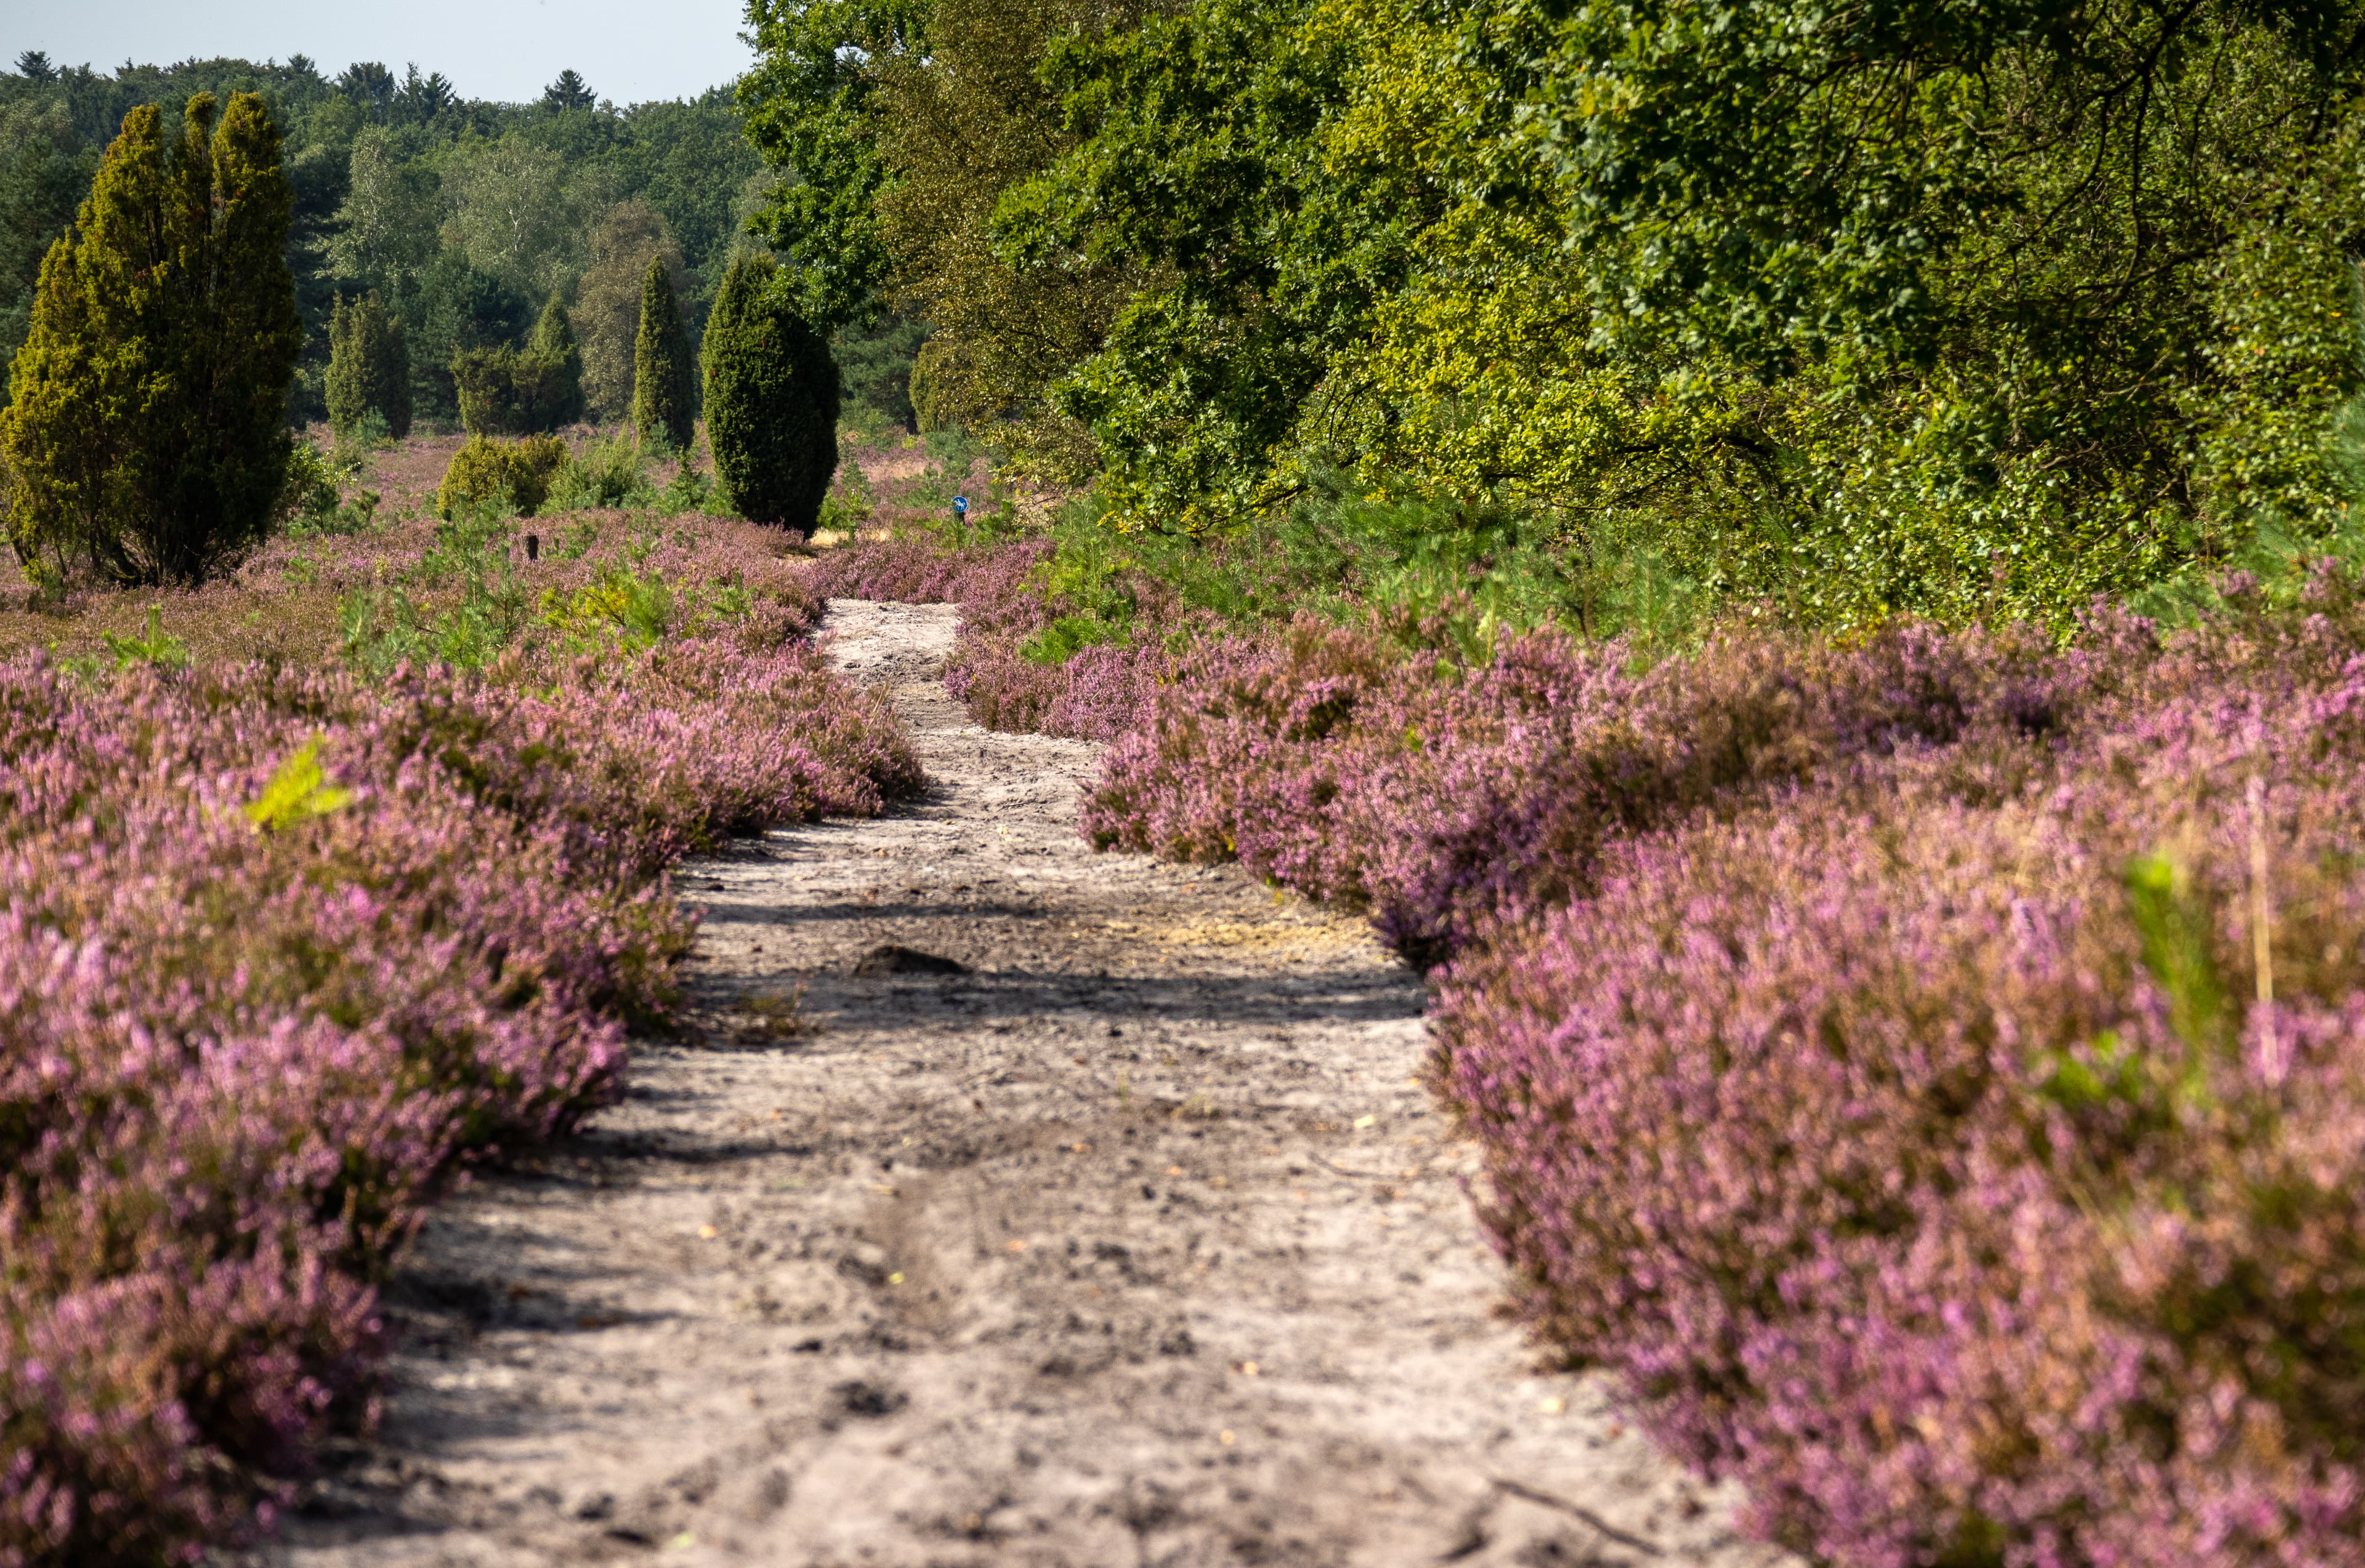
253, 600, 1789, 1568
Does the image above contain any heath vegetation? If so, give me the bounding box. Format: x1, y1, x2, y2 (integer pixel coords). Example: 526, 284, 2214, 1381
18, 0, 2365, 1561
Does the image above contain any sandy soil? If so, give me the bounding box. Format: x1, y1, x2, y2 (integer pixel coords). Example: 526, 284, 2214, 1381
248, 600, 1792, 1568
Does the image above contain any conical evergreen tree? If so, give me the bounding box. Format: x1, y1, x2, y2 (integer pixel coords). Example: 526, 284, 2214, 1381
452, 297, 581, 436
1, 92, 300, 583
325, 292, 365, 434
523, 293, 584, 429
451, 344, 525, 436
631, 255, 693, 451
703, 252, 838, 535
325, 290, 412, 438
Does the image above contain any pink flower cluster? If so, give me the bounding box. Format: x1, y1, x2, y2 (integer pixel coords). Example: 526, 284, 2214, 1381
1081, 614, 2076, 958
1431, 586, 2365, 1565
0, 633, 915, 1564
996, 549, 2365, 1566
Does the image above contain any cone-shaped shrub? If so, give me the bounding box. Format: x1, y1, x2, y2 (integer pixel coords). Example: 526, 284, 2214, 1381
0, 93, 300, 584
324, 289, 411, 439
631, 256, 693, 451
703, 252, 838, 535
451, 346, 524, 435
522, 293, 584, 429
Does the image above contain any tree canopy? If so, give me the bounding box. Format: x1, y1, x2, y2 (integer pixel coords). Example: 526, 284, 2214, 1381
741, 0, 2365, 625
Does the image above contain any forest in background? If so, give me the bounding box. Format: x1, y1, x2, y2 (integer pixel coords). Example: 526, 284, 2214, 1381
0, 49, 924, 435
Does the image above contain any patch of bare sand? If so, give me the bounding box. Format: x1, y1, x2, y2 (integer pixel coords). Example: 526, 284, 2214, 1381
243, 599, 1793, 1568
856, 447, 931, 484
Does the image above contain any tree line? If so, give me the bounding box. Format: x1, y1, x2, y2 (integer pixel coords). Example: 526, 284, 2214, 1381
738, 0, 2365, 628
0, 49, 920, 435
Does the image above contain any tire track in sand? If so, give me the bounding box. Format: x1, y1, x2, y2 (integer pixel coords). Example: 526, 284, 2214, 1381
254, 599, 1792, 1568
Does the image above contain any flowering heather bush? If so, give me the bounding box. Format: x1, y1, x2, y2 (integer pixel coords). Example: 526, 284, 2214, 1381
0, 442, 918, 1566
1430, 589, 2365, 1565
1082, 615, 2081, 961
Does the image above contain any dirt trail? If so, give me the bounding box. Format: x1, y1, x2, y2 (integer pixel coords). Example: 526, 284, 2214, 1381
255, 601, 1789, 1568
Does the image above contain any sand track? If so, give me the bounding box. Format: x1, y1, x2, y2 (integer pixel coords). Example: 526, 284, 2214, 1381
251, 600, 1788, 1568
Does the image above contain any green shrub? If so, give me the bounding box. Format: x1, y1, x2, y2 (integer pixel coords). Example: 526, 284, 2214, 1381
703, 252, 838, 534
1, 92, 301, 584
436, 434, 567, 518
451, 346, 526, 435
540, 559, 679, 652
631, 256, 693, 451
324, 289, 410, 439
547, 433, 650, 511
654, 460, 721, 517
451, 296, 584, 436
523, 293, 584, 428
97, 605, 190, 671
277, 440, 346, 527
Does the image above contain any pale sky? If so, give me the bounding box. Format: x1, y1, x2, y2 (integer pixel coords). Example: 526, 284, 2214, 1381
3, 0, 758, 105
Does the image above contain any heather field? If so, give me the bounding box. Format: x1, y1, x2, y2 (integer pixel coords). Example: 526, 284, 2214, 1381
0, 430, 921, 1566
812, 507, 2365, 1567
16, 5, 2365, 1561
22, 410, 2365, 1565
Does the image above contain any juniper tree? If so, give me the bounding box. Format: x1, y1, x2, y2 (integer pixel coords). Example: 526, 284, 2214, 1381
453, 296, 584, 435
631, 255, 693, 451
702, 251, 838, 534
325, 289, 411, 438
1, 92, 301, 583
523, 292, 584, 429
451, 344, 525, 435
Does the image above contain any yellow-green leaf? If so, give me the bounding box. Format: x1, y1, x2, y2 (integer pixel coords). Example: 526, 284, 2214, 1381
244, 738, 354, 831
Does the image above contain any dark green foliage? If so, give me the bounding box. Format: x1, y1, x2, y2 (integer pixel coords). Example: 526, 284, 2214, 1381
703, 252, 839, 532
452, 298, 584, 435
281, 137, 350, 421
2, 55, 760, 437
408, 252, 532, 424
745, 0, 2365, 624
325, 289, 411, 438
527, 293, 585, 427
835, 310, 928, 432
336, 62, 397, 119
0, 92, 301, 583
738, 1, 891, 328
0, 99, 92, 390
601, 91, 757, 324
542, 71, 596, 112
451, 347, 525, 435
633, 256, 695, 450
400, 65, 456, 119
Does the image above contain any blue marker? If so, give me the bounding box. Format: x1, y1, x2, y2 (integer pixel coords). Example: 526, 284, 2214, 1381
952, 494, 969, 520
